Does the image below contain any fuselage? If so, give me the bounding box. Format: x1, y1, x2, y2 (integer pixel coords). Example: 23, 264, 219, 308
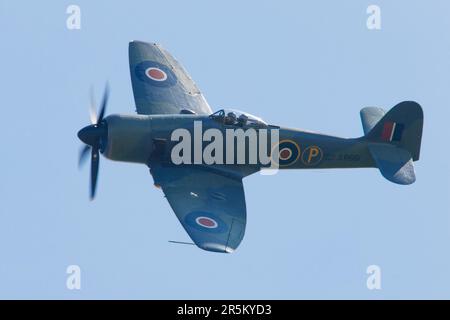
101, 113, 376, 173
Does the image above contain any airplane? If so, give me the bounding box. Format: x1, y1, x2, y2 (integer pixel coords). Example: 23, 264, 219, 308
77, 41, 424, 253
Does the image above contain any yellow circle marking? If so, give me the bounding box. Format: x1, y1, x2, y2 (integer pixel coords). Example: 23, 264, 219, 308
301, 146, 323, 166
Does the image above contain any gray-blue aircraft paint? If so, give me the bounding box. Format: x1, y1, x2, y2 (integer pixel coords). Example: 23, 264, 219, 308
77, 41, 423, 253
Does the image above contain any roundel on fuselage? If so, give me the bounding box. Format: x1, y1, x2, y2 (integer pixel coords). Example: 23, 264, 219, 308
272, 140, 300, 167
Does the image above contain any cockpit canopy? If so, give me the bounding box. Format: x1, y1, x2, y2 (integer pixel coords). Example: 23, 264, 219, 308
210, 109, 268, 127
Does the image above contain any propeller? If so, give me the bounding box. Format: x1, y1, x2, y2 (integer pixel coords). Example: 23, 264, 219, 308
78, 84, 109, 200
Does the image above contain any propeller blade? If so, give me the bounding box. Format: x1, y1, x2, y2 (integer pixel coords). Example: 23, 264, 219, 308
97, 84, 109, 123
79, 145, 91, 168
80, 84, 109, 200
89, 87, 97, 125
90, 147, 100, 200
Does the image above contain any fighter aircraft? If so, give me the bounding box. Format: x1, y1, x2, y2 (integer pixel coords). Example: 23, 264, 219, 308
77, 41, 423, 253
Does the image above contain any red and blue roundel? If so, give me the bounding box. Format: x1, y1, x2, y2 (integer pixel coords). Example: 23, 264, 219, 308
135, 61, 177, 87
185, 211, 227, 233
272, 140, 300, 167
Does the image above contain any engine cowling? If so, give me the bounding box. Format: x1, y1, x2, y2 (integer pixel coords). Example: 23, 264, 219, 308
102, 114, 153, 164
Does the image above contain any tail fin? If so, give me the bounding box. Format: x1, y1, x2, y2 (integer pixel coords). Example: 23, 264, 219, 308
364, 101, 423, 161
361, 101, 424, 185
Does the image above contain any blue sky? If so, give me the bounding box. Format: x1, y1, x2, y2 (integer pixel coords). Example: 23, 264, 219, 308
1, 0, 449, 299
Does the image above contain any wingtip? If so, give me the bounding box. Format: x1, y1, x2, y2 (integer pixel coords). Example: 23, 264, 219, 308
225, 247, 235, 254
199, 243, 236, 253
129, 40, 160, 47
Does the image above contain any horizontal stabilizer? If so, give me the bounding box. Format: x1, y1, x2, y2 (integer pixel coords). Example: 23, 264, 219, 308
368, 143, 416, 185
360, 107, 386, 135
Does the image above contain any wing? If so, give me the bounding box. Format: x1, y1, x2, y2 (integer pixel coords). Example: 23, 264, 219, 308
151, 165, 246, 253
129, 41, 212, 116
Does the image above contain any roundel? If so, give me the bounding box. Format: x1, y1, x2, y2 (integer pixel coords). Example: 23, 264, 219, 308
185, 211, 227, 233
279, 148, 292, 160
195, 216, 218, 229
271, 140, 300, 167
134, 60, 177, 87
145, 67, 167, 81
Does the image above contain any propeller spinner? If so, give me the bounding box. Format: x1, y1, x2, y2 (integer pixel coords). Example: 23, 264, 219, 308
78, 84, 109, 200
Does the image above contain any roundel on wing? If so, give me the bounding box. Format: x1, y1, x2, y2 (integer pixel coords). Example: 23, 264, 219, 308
134, 60, 177, 87
196, 217, 218, 228
272, 140, 300, 167
185, 211, 228, 233
146, 67, 167, 81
